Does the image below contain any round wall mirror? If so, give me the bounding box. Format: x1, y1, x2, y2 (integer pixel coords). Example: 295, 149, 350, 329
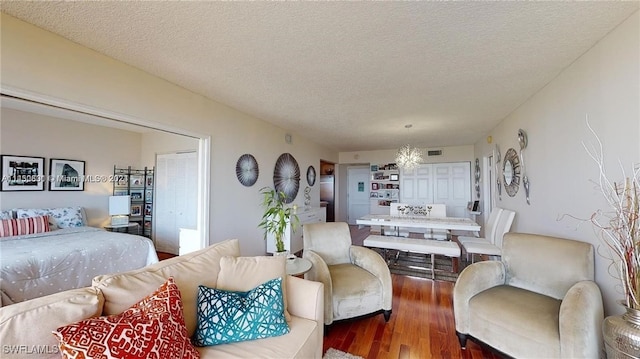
503, 148, 521, 197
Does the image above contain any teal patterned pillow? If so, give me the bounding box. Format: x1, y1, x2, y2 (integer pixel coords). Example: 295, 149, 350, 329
192, 277, 289, 346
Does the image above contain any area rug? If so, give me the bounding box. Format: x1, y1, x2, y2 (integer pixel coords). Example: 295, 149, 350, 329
370, 248, 468, 282
323, 348, 364, 359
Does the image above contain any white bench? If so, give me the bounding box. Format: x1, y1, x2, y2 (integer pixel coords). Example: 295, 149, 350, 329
363, 235, 461, 279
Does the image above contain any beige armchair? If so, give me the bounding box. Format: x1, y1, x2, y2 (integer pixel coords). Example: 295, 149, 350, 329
453, 232, 604, 358
303, 222, 392, 325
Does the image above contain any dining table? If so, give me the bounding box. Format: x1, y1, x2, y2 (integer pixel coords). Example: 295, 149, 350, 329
356, 214, 481, 234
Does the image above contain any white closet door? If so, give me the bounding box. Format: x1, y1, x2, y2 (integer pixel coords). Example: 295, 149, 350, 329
154, 152, 198, 254
400, 164, 434, 205
401, 162, 471, 217
433, 163, 471, 217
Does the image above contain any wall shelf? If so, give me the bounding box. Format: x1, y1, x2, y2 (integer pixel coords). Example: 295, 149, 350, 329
113, 166, 154, 239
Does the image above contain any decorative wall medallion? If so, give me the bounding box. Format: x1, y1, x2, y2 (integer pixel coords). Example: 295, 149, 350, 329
235, 154, 259, 187
474, 158, 481, 199
273, 153, 300, 203
307, 166, 316, 186
304, 186, 311, 206
503, 148, 521, 197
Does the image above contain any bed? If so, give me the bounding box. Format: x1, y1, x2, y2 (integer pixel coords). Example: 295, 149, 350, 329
0, 208, 158, 307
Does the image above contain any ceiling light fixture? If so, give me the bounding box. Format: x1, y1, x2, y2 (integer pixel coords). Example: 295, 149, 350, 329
395, 124, 423, 171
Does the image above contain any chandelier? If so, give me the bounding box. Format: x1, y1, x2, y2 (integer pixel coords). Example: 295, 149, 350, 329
395, 124, 423, 170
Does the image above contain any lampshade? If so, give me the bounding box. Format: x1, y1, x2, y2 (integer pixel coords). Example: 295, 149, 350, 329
109, 195, 131, 216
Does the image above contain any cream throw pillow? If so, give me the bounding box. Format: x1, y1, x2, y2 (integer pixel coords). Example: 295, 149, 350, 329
217, 255, 291, 321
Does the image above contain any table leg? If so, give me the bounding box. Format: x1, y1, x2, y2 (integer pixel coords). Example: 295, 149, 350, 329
430, 253, 435, 280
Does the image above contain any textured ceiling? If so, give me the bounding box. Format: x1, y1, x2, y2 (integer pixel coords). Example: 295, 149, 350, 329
1, 2, 638, 152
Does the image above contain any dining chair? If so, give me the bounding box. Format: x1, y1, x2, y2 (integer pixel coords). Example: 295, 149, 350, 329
457, 207, 504, 247
386, 203, 411, 237
422, 204, 449, 240
460, 209, 515, 263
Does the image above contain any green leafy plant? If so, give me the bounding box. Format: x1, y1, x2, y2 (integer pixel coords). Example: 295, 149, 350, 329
258, 187, 299, 253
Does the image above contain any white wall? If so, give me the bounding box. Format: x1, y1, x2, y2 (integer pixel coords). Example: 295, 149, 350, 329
476, 11, 639, 315
0, 13, 339, 256
141, 131, 199, 167
0, 108, 142, 226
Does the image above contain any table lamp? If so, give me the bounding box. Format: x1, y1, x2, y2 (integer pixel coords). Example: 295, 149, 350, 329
109, 195, 130, 226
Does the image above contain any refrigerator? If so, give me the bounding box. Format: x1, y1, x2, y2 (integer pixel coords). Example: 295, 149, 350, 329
319, 175, 335, 222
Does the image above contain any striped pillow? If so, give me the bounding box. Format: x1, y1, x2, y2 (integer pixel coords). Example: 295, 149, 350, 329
0, 215, 51, 237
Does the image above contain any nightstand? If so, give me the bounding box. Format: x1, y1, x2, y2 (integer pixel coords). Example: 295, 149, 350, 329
104, 222, 140, 235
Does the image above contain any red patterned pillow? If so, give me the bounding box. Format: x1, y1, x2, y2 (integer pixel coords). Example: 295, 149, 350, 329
0, 215, 50, 237
53, 277, 199, 359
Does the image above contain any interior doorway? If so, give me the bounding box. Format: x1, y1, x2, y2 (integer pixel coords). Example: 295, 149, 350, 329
320, 160, 335, 222
347, 166, 370, 225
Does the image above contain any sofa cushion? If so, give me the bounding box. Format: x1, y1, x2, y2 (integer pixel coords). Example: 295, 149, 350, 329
53, 277, 199, 359
0, 287, 103, 359
93, 238, 240, 337
217, 255, 291, 321
196, 316, 319, 359
193, 277, 289, 346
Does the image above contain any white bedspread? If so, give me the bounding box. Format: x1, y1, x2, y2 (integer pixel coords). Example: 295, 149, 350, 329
0, 227, 158, 306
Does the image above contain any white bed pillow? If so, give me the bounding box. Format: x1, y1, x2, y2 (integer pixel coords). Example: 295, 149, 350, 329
0, 210, 12, 220
15, 207, 85, 230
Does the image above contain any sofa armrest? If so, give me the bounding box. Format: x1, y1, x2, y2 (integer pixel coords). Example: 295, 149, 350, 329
286, 275, 324, 323
303, 249, 333, 325
453, 261, 505, 334
559, 280, 604, 359
350, 245, 393, 311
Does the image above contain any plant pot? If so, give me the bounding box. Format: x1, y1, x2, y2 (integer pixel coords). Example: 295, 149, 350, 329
603, 304, 640, 358
273, 250, 289, 258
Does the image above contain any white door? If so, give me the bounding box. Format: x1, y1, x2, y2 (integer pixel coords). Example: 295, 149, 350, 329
401, 162, 472, 217
401, 164, 434, 205
154, 152, 198, 254
347, 167, 371, 225
433, 163, 471, 217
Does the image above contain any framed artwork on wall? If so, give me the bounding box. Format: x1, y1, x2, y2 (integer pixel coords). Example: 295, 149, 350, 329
131, 204, 142, 217
1, 155, 46, 191
130, 190, 144, 200
49, 158, 85, 191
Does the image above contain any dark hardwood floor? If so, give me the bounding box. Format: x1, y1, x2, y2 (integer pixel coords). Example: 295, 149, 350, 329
157, 226, 503, 358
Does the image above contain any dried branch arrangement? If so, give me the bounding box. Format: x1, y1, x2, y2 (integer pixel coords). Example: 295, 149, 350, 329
585, 122, 640, 309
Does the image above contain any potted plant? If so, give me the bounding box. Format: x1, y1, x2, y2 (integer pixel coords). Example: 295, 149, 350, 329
258, 187, 299, 254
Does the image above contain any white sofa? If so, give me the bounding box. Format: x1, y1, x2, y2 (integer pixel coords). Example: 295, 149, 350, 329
0, 239, 324, 358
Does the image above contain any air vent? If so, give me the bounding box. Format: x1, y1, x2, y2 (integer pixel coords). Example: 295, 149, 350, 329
427, 150, 443, 156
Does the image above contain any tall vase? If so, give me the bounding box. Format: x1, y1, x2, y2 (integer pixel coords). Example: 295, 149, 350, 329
603, 305, 640, 358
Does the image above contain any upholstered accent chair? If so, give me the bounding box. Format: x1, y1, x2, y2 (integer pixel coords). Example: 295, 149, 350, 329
303, 222, 393, 325
453, 233, 604, 358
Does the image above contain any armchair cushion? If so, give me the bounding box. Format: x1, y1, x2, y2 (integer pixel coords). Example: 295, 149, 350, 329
469, 285, 561, 358
329, 263, 382, 321
302, 222, 352, 265
502, 233, 594, 299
